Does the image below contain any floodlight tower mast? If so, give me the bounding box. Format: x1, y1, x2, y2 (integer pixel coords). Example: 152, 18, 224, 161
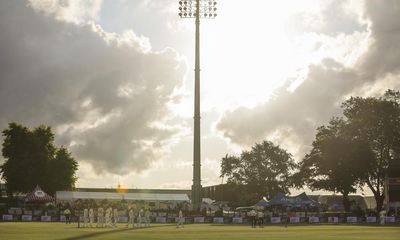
179, 0, 217, 209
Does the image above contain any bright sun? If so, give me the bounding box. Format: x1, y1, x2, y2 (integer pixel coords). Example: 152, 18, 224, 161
173, 0, 326, 117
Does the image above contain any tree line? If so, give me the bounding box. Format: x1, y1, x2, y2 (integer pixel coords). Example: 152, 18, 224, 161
220, 89, 400, 212
0, 123, 78, 196
0, 90, 398, 212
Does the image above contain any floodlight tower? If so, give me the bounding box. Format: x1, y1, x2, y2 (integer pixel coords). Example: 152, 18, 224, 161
179, 0, 217, 209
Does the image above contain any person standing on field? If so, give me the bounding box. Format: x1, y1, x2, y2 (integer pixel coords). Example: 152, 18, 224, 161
97, 207, 104, 228
83, 208, 89, 227
127, 208, 135, 228
113, 208, 119, 227
64, 208, 71, 224
249, 209, 256, 228
380, 210, 386, 225
105, 207, 113, 227
257, 211, 264, 228
285, 206, 290, 228
144, 209, 151, 227
137, 208, 144, 228
89, 208, 94, 227
176, 210, 184, 228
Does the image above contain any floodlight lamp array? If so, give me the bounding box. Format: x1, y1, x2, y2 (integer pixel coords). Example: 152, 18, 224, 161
179, 0, 217, 18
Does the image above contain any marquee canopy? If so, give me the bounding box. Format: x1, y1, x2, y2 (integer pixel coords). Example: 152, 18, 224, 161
254, 199, 269, 207
268, 192, 319, 207
25, 185, 54, 203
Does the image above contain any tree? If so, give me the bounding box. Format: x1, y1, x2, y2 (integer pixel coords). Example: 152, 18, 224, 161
1, 123, 32, 194
220, 140, 295, 205
1, 123, 78, 195
342, 90, 400, 212
295, 118, 374, 211
47, 147, 78, 194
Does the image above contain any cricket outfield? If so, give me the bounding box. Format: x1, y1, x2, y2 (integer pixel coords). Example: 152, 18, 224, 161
0, 223, 399, 240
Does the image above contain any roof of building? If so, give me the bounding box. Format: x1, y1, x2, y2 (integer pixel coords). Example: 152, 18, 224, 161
56, 191, 190, 202
76, 187, 191, 195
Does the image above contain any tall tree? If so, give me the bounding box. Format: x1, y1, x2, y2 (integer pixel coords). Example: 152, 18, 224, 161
47, 147, 78, 194
221, 140, 295, 205
342, 90, 400, 212
295, 118, 374, 211
1, 123, 78, 195
1, 123, 32, 194
29, 125, 56, 190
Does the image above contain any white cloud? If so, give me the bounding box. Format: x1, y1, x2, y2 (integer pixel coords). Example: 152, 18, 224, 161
3, 0, 399, 189
217, 0, 400, 161
29, 0, 103, 24
218, 59, 359, 158
0, 1, 186, 174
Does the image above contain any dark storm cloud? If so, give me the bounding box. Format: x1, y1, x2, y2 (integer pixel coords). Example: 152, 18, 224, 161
0, 1, 186, 174
217, 0, 400, 158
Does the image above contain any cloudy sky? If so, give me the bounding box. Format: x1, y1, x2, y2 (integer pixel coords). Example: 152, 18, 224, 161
0, 0, 399, 192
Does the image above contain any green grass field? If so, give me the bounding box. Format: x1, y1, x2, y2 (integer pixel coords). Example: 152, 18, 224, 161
0, 223, 399, 240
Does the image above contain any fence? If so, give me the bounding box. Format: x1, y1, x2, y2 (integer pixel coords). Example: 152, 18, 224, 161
1, 213, 399, 224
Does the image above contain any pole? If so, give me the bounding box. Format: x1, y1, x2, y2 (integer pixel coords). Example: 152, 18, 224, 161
192, 0, 202, 210
179, 0, 217, 211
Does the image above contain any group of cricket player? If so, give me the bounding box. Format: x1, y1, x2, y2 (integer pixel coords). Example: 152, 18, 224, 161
80, 207, 152, 228
78, 207, 185, 228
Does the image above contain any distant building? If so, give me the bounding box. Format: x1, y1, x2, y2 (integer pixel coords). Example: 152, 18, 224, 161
54, 187, 192, 208
56, 191, 190, 209
76, 187, 191, 197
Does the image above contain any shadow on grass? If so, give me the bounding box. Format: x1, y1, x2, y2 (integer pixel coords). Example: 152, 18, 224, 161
58, 224, 175, 240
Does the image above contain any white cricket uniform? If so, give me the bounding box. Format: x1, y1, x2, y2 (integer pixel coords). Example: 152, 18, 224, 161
83, 208, 89, 227
380, 211, 386, 225
127, 209, 134, 228
177, 210, 184, 228
97, 208, 104, 228
89, 208, 94, 227
137, 209, 143, 228
113, 208, 118, 226
145, 210, 151, 227
105, 208, 112, 227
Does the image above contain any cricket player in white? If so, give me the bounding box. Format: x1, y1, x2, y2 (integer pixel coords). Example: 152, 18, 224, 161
126, 208, 134, 228
105, 207, 113, 227
89, 208, 94, 227
137, 209, 143, 228
176, 210, 184, 228
97, 207, 104, 228
144, 209, 151, 227
83, 208, 89, 227
113, 208, 118, 227
380, 210, 386, 225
